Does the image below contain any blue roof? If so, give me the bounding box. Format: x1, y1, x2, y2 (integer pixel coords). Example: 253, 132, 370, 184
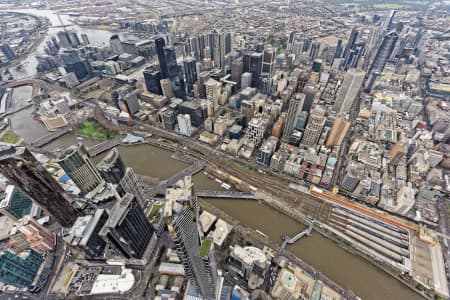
59, 173, 70, 183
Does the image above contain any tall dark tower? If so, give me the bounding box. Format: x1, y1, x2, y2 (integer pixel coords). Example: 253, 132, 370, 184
143, 66, 163, 94
183, 57, 197, 95
99, 193, 155, 259
343, 28, 358, 59
0, 144, 80, 227
365, 31, 398, 92
155, 37, 168, 78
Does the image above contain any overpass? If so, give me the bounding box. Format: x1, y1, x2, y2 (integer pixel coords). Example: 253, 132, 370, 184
0, 103, 33, 119
30, 127, 72, 148
196, 190, 259, 200
87, 135, 123, 157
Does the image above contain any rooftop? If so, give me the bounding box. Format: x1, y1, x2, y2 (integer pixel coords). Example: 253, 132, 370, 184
200, 238, 212, 258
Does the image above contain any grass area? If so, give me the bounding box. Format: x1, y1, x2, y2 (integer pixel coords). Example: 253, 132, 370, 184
147, 203, 164, 222
0, 130, 19, 144
74, 119, 118, 141
200, 238, 212, 257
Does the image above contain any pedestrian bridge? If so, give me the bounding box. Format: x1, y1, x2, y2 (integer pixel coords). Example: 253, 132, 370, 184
196, 190, 259, 200
278, 224, 313, 255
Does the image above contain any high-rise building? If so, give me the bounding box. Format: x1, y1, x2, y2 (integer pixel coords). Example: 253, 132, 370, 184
117, 168, 145, 206
99, 193, 155, 259
340, 161, 364, 192
390, 142, 407, 166
0, 145, 79, 227
205, 78, 221, 112
110, 34, 123, 54
183, 57, 197, 95
57, 31, 72, 49
241, 72, 252, 89
10, 216, 55, 254
332, 69, 365, 116
143, 66, 163, 95
96, 148, 127, 184
155, 37, 168, 78
231, 58, 244, 86
0, 249, 43, 288
0, 44, 16, 61
67, 31, 80, 48
302, 85, 316, 113
343, 28, 358, 59
0, 185, 34, 221
161, 78, 174, 99
301, 105, 326, 146
163, 176, 219, 299
59, 49, 92, 81
365, 31, 398, 92
325, 117, 350, 149
178, 114, 193, 137
80, 33, 90, 45
249, 52, 263, 88
283, 93, 305, 140
57, 143, 104, 195
164, 46, 187, 99
65, 209, 109, 258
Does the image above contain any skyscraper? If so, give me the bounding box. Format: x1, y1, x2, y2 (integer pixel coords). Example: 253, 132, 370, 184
0, 144, 79, 227
325, 117, 350, 149
57, 143, 104, 195
99, 193, 155, 259
365, 31, 398, 92
231, 58, 244, 86
59, 49, 92, 81
183, 57, 198, 95
205, 78, 221, 113
143, 66, 163, 95
343, 28, 358, 59
110, 34, 123, 54
332, 69, 365, 116
163, 176, 219, 299
0, 185, 34, 221
283, 93, 305, 140
163, 46, 186, 99
96, 148, 126, 184
155, 37, 168, 78
301, 105, 326, 146
178, 114, 193, 137
0, 44, 16, 61
249, 52, 263, 88
57, 31, 71, 49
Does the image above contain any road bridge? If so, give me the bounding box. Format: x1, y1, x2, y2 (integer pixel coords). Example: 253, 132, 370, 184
196, 190, 259, 200
87, 135, 123, 157
30, 127, 72, 148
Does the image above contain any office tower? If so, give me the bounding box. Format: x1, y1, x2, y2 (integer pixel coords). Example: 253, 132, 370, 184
325, 117, 350, 148
188, 36, 200, 60
57, 31, 72, 48
309, 41, 320, 59
160, 107, 177, 130
57, 143, 104, 195
0, 145, 79, 227
343, 42, 365, 70
366, 31, 398, 92
261, 46, 275, 92
164, 46, 187, 99
312, 59, 322, 73
0, 250, 43, 288
283, 93, 305, 140
180, 101, 204, 127
205, 78, 221, 112
249, 52, 263, 88
155, 37, 168, 77
96, 148, 126, 184
0, 185, 33, 221
110, 34, 123, 54
10, 216, 55, 254
117, 168, 145, 206
231, 58, 244, 85
66, 209, 109, 258
163, 177, 219, 299
301, 105, 326, 146
80, 33, 90, 45
59, 49, 92, 81
0, 44, 16, 61
382, 10, 397, 31
161, 78, 174, 99
99, 193, 155, 259
333, 69, 365, 116
183, 57, 197, 95
302, 85, 316, 113
241, 72, 252, 89
143, 66, 163, 94
340, 162, 364, 192
343, 28, 358, 59
67, 31, 80, 48
390, 142, 407, 166
335, 39, 343, 58
178, 114, 193, 137
121, 90, 140, 116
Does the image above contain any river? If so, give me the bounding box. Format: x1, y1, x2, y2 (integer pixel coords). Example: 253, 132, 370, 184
2, 8, 425, 300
